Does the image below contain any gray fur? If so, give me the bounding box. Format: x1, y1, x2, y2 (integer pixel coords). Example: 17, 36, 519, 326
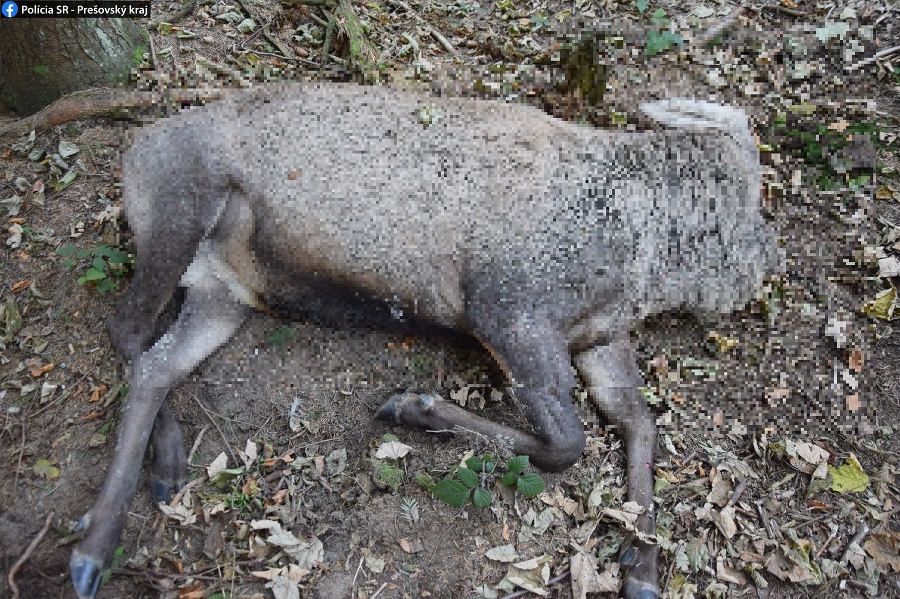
71, 82, 777, 599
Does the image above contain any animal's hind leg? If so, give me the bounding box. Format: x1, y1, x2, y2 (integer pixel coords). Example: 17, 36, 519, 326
71, 268, 250, 599
377, 311, 586, 472
148, 402, 187, 503
575, 338, 659, 599
107, 189, 227, 366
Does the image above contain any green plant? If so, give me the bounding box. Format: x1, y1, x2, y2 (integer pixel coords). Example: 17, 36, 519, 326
265, 324, 295, 347
399, 497, 419, 522
633, 0, 684, 55
100, 545, 126, 585
57, 244, 132, 294
431, 455, 545, 508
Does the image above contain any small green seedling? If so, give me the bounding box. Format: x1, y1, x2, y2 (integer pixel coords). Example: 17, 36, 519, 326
432, 454, 545, 508
633, 0, 684, 56
265, 324, 295, 347
57, 244, 133, 294
100, 545, 126, 585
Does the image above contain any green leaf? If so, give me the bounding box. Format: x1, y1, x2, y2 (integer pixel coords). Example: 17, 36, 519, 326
828, 456, 869, 493
456, 467, 479, 489
78, 267, 107, 283
499, 472, 518, 486
96, 278, 116, 294
507, 455, 529, 473
56, 244, 77, 256
54, 169, 77, 192
92, 257, 107, 272
106, 250, 131, 265
472, 486, 492, 508
465, 456, 484, 472
483, 460, 496, 474
634, 0, 648, 12
516, 473, 546, 497
432, 479, 470, 506
651, 7, 666, 19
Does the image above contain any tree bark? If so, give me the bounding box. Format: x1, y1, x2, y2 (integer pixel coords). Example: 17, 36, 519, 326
0, 18, 148, 115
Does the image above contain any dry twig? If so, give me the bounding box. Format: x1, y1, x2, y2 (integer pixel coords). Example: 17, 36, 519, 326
7, 511, 55, 599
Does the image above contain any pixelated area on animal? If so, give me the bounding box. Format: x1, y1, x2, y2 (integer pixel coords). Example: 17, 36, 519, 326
125, 83, 775, 346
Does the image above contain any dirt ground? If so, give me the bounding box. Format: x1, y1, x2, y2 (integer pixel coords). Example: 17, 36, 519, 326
1, 0, 899, 598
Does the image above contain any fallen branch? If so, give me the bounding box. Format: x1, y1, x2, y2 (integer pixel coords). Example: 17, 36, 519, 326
0, 87, 227, 139
691, 6, 746, 48
847, 44, 900, 71
7, 511, 55, 599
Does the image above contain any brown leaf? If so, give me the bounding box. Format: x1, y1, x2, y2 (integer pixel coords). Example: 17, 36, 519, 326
864, 533, 900, 572
179, 581, 205, 598
10, 279, 30, 293
30, 362, 55, 377
89, 384, 107, 403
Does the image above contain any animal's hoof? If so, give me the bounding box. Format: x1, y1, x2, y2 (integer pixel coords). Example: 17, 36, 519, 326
70, 553, 103, 599
72, 514, 90, 533
376, 392, 432, 423
621, 579, 659, 599
619, 545, 638, 566
374, 393, 408, 423
151, 478, 174, 504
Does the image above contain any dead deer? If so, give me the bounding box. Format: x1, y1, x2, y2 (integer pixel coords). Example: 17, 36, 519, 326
70, 82, 776, 599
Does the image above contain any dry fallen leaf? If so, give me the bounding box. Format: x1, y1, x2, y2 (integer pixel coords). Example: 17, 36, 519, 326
29, 362, 55, 377
863, 532, 900, 572
571, 545, 619, 599
398, 537, 425, 553
10, 279, 30, 293
375, 440, 412, 460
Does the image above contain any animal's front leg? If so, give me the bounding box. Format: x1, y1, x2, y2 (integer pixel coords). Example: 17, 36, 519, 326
70, 276, 250, 599
575, 338, 659, 599
377, 311, 586, 472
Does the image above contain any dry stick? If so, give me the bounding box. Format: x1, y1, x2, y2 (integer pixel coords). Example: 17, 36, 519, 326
500, 570, 570, 599
350, 556, 365, 590
840, 521, 870, 565
726, 479, 748, 508
690, 6, 747, 48
113, 559, 263, 581
370, 582, 389, 599
385, 0, 462, 59
763, 3, 807, 17
7, 511, 55, 599
187, 425, 209, 466
848, 44, 900, 71
791, 513, 828, 531
149, 34, 159, 69
189, 390, 239, 467
13, 422, 25, 492
167, 475, 208, 508
816, 526, 838, 558
0, 88, 228, 139
147, 0, 197, 29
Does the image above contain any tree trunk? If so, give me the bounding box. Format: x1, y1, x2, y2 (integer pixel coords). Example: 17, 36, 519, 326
0, 18, 147, 115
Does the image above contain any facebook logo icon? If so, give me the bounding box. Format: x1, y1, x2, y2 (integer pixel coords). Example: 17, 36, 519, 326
2, 1, 18, 17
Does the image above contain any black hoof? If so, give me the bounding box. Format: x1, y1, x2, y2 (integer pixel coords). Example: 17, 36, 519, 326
374, 393, 402, 423
151, 478, 173, 504
70, 553, 103, 599
72, 514, 90, 533
621, 579, 659, 599
619, 545, 638, 566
